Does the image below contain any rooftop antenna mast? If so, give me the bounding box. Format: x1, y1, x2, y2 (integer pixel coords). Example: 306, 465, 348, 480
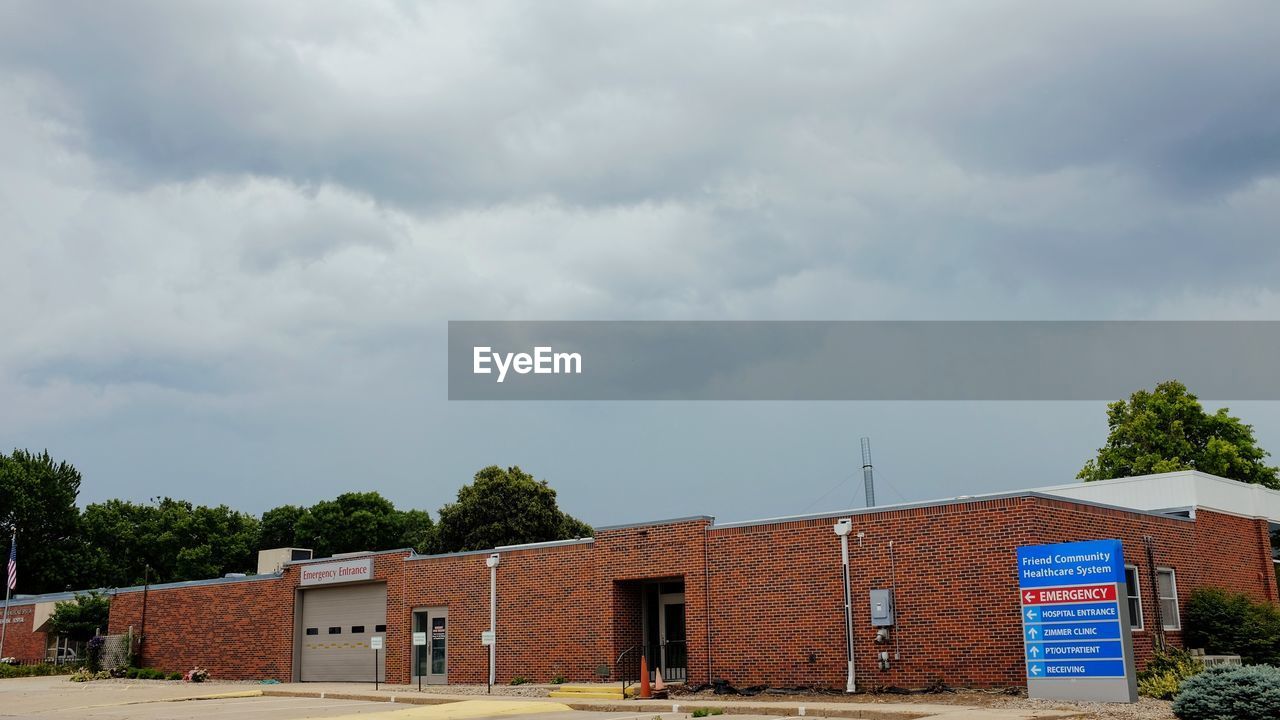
861, 437, 875, 508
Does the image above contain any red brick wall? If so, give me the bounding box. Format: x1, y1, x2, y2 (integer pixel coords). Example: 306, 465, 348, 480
394, 519, 713, 687
596, 519, 713, 685
707, 496, 1035, 690
0, 604, 48, 663
704, 497, 1277, 690
1028, 501, 1278, 668
400, 542, 606, 686
108, 577, 294, 679
102, 502, 1276, 690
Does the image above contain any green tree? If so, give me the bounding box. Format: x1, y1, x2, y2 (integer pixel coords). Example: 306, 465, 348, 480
259, 504, 307, 549
293, 492, 411, 558
435, 465, 592, 553
399, 509, 436, 555
47, 591, 111, 641
81, 498, 259, 586
0, 449, 85, 593
1079, 381, 1280, 488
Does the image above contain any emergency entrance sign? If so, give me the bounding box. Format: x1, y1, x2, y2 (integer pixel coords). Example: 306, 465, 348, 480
1017, 539, 1137, 703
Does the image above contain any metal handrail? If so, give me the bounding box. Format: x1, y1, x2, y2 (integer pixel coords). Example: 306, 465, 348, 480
616, 641, 688, 696
616, 644, 641, 696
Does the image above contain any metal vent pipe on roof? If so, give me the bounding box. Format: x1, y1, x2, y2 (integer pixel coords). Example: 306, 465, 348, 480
861, 437, 875, 508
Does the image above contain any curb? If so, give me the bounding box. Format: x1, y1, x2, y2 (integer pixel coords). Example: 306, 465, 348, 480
256, 689, 932, 719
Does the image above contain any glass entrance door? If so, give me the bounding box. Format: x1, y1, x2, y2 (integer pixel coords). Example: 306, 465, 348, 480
658, 592, 687, 682
413, 607, 448, 684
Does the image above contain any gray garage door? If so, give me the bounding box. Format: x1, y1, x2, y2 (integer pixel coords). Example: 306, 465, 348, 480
299, 583, 387, 682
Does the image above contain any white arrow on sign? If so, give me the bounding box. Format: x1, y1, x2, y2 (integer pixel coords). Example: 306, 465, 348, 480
1028, 627, 1039, 639
1025, 608, 1038, 620
1024, 591, 1036, 603
1029, 646, 1040, 657
1030, 665, 1041, 676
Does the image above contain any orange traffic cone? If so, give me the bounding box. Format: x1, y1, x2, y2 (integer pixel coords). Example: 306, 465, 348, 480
639, 656, 652, 699
653, 670, 666, 693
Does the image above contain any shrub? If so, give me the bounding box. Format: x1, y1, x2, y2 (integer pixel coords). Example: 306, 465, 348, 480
86, 636, 105, 673
551, 673, 566, 684
167, 672, 183, 681
68, 668, 112, 682
1173, 665, 1280, 720
0, 663, 69, 679
1185, 588, 1280, 665
509, 675, 528, 685
1138, 646, 1205, 700
692, 709, 724, 717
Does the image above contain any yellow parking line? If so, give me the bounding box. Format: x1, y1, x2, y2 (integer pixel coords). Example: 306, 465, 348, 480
318, 699, 574, 720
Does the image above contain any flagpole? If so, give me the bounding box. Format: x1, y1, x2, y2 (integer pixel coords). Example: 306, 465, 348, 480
0, 531, 12, 661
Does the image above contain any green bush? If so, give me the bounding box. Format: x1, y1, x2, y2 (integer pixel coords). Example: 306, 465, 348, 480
1139, 646, 1205, 699
1185, 588, 1280, 665
691, 709, 724, 718
509, 675, 528, 685
1173, 665, 1280, 720
550, 673, 566, 684
0, 663, 72, 679
123, 667, 169, 680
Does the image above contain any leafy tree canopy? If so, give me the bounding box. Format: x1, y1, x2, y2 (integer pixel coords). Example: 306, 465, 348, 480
48, 591, 111, 641
435, 465, 592, 553
3, 450, 583, 589
80, 498, 260, 586
1079, 380, 1280, 489
259, 504, 306, 550
0, 449, 84, 594
292, 492, 426, 558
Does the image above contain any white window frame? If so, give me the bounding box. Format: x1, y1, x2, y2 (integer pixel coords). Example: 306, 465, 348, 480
1124, 565, 1144, 631
1156, 567, 1181, 631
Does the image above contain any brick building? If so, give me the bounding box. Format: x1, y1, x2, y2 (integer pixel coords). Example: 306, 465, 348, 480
0, 591, 88, 665
104, 471, 1279, 690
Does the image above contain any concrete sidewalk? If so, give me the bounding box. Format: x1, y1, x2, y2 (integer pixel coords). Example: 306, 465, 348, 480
258, 684, 1084, 720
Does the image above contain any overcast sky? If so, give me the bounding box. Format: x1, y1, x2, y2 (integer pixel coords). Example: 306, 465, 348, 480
3, 1, 1279, 527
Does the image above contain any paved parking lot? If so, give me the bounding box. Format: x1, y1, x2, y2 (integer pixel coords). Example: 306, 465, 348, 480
0, 677, 1087, 720
0, 679, 708, 720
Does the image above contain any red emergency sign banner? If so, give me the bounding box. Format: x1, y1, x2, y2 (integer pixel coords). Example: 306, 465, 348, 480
1020, 584, 1117, 605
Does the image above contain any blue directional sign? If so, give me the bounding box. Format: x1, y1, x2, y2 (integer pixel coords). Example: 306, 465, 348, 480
1028, 660, 1127, 679
1017, 539, 1137, 702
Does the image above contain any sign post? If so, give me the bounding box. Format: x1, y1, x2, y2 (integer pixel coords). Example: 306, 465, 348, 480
1016, 539, 1137, 703
413, 631, 427, 692
371, 635, 384, 691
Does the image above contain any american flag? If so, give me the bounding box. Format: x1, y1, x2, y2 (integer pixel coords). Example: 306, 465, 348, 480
6, 534, 14, 592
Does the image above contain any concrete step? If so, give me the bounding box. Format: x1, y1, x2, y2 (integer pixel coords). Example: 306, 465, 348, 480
548, 686, 627, 700
552, 686, 627, 696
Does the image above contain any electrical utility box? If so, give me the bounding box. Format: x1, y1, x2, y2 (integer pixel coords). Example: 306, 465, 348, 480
869, 589, 895, 626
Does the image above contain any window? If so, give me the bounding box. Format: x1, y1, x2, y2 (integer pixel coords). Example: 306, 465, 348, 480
1271, 522, 1279, 590
1157, 568, 1180, 630
351, 626, 365, 634
1124, 565, 1143, 630
305, 628, 318, 636
328, 627, 342, 635
375, 624, 387, 633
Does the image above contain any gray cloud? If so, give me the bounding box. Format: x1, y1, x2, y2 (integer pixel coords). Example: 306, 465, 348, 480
2, 2, 1279, 522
